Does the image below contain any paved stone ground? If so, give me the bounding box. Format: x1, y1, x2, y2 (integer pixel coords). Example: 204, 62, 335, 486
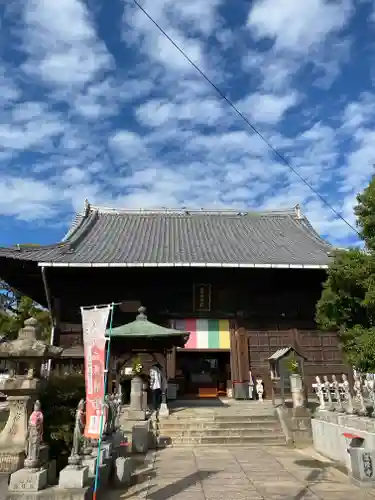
108, 446, 375, 500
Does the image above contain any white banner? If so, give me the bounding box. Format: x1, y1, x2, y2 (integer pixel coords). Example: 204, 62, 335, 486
81, 305, 111, 438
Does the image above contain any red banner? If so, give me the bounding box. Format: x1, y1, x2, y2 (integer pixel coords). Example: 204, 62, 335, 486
81, 305, 111, 439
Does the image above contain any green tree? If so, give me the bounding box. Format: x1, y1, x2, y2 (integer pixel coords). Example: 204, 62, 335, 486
316, 175, 375, 371
0, 282, 51, 341
40, 374, 85, 471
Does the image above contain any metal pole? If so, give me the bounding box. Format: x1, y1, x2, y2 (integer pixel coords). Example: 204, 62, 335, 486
92, 302, 115, 500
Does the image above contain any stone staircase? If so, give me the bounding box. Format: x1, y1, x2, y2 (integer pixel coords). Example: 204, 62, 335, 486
155, 402, 287, 447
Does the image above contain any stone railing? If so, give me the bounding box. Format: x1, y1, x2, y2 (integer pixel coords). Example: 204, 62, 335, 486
311, 371, 375, 479
312, 372, 375, 415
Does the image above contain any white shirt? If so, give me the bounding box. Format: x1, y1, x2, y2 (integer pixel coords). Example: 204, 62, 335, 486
149, 366, 162, 390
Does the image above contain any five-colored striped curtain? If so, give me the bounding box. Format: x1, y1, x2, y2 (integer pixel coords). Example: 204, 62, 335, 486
173, 319, 230, 349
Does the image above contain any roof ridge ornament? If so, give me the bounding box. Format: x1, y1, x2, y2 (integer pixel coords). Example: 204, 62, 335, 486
294, 204, 302, 219
136, 306, 147, 321
84, 199, 91, 216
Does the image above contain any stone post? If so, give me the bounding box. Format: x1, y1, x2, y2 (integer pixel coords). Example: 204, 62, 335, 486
128, 375, 145, 420
290, 373, 305, 409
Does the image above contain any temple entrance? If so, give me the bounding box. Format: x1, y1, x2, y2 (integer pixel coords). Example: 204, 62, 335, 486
175, 350, 231, 398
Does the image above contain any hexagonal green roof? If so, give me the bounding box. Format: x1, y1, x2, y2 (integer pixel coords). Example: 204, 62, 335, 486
106, 307, 189, 340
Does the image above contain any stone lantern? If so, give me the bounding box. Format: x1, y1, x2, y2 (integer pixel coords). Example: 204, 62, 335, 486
0, 317, 62, 473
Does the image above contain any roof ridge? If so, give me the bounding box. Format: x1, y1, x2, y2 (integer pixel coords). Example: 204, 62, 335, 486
88, 205, 299, 217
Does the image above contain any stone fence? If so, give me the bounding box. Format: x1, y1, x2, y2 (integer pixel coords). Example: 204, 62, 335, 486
311, 371, 375, 484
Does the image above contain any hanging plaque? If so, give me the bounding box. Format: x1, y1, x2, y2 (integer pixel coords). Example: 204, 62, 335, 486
193, 283, 211, 312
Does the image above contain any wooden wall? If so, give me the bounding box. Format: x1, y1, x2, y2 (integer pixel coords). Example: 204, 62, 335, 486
244, 326, 347, 396
48, 267, 326, 324
52, 266, 347, 398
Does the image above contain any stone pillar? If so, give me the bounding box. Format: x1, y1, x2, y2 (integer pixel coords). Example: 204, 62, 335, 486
128, 376, 145, 420
290, 374, 305, 409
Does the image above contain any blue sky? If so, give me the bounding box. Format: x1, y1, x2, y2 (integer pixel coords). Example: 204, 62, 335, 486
0, 0, 374, 248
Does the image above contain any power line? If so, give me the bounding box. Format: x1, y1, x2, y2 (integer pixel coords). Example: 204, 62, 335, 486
131, 0, 360, 237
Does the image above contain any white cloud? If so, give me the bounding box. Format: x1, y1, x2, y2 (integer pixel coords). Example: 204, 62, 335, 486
247, 0, 352, 53
0, 0, 372, 252
239, 92, 299, 125
0, 177, 58, 220
122, 0, 221, 73
135, 97, 230, 128
22, 0, 113, 87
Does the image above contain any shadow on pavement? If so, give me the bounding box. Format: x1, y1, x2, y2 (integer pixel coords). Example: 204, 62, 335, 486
112, 469, 217, 500
291, 458, 342, 500
147, 470, 216, 500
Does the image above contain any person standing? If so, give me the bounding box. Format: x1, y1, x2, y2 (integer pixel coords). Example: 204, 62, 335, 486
149, 363, 162, 413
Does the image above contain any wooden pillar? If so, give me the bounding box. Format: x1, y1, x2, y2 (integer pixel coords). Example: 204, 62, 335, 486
237, 328, 250, 382
236, 331, 243, 382
230, 329, 240, 383
166, 347, 176, 380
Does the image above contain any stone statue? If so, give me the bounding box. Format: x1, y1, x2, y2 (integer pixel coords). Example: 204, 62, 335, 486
323, 375, 333, 410
332, 375, 344, 412
108, 394, 116, 433
341, 374, 355, 414
103, 394, 117, 435
25, 400, 43, 469
353, 371, 368, 416
112, 393, 121, 429
365, 374, 375, 417
82, 436, 93, 457
103, 395, 111, 436
255, 377, 264, 402
69, 399, 85, 465
314, 376, 326, 410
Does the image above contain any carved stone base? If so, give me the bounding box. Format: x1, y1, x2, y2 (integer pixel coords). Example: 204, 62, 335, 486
9, 467, 47, 492
7, 485, 93, 500
132, 422, 150, 454
112, 456, 133, 488
58, 465, 89, 489
0, 449, 25, 474
127, 409, 146, 421
81, 456, 97, 477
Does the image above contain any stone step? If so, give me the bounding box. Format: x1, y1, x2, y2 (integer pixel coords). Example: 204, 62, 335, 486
157, 435, 286, 446
158, 426, 281, 434
158, 420, 279, 430
163, 414, 277, 422
158, 429, 283, 439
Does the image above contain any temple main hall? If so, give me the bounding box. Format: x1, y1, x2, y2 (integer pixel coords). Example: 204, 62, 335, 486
0, 203, 346, 398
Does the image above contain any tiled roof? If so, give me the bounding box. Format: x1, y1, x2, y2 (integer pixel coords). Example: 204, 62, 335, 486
268, 346, 307, 361
0, 204, 332, 268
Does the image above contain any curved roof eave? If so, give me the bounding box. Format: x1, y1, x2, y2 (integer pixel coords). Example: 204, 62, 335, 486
0, 203, 333, 268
